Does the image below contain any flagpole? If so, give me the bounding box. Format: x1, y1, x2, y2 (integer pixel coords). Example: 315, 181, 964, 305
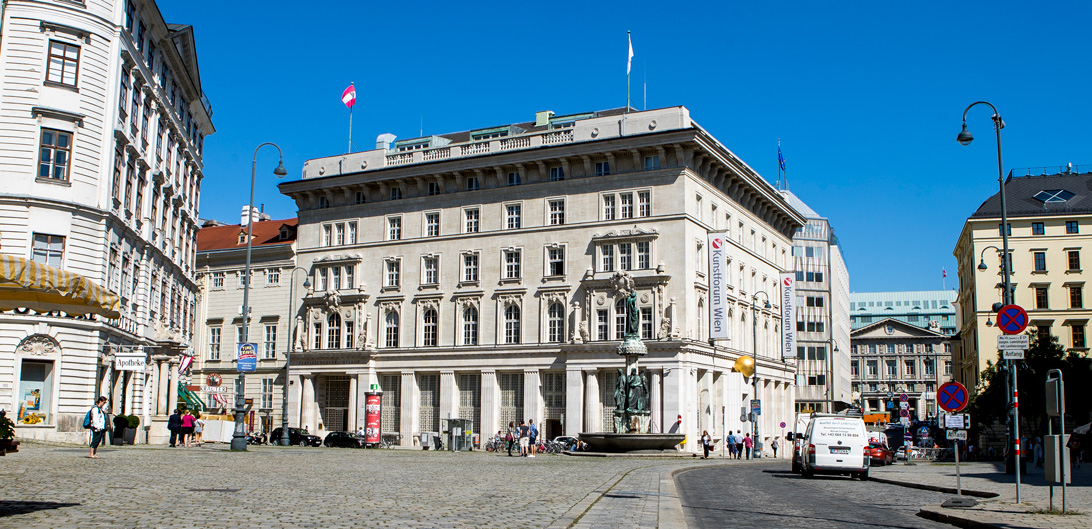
348, 82, 354, 153
626, 30, 631, 113
777, 138, 782, 190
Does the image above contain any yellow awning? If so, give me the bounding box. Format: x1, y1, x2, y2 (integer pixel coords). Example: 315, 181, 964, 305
0, 254, 120, 319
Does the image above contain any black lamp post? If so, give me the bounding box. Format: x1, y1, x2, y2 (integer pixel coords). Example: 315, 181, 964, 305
281, 267, 310, 446
752, 290, 772, 458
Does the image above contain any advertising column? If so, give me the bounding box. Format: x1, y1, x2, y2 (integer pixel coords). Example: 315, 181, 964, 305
364, 392, 382, 445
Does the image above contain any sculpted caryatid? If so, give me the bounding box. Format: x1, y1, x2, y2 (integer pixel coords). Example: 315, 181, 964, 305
627, 368, 648, 413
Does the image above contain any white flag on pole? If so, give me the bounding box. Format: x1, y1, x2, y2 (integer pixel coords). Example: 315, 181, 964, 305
627, 33, 634, 75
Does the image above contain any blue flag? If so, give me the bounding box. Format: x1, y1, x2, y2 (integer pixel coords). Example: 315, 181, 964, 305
778, 146, 785, 172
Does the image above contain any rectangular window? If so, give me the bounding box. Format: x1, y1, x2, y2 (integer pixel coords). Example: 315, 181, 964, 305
46, 40, 80, 87
389, 187, 402, 200
330, 266, 341, 290
423, 257, 438, 285
355, 191, 366, 204
924, 360, 935, 376
313, 323, 322, 349
638, 191, 651, 217
1070, 286, 1083, 308
1069, 250, 1081, 271
388, 217, 402, 240
208, 327, 221, 360
427, 182, 440, 196
506, 204, 521, 229
336, 223, 345, 245
998, 223, 1012, 236
347, 221, 357, 244
644, 155, 660, 171
425, 213, 439, 237
904, 360, 915, 377
851, 361, 859, 377
504, 250, 521, 279
619, 243, 633, 271
641, 307, 653, 339
1032, 222, 1045, 235
266, 268, 280, 285
1034, 251, 1046, 271
603, 195, 616, 220
597, 310, 609, 340
886, 360, 897, 378
261, 378, 274, 410
263, 324, 277, 359
211, 272, 225, 289
1036, 286, 1049, 309
1073, 324, 1086, 348
466, 176, 479, 191
1037, 325, 1051, 344
344, 265, 354, 289
464, 209, 479, 233
866, 360, 877, 377
463, 253, 479, 282
385, 260, 400, 287
636, 241, 650, 269
548, 247, 565, 276
317, 268, 327, 291
31, 233, 65, 267
620, 193, 633, 219
507, 171, 521, 186
38, 129, 72, 181
549, 200, 565, 225
944, 360, 952, 375
595, 161, 610, 176
323, 225, 332, 246
601, 244, 614, 272
1067, 221, 1079, 234
550, 166, 564, 181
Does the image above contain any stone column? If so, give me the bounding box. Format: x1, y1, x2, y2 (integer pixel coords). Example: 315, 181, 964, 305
650, 369, 662, 433
564, 369, 584, 437
400, 371, 416, 446
479, 370, 497, 438
523, 369, 540, 424
698, 369, 713, 434
287, 373, 302, 428
167, 359, 179, 415
584, 369, 600, 433
124, 370, 136, 415
348, 374, 359, 431
439, 370, 456, 423
154, 359, 166, 415
300, 375, 316, 431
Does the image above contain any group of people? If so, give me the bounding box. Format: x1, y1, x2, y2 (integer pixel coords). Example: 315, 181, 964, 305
502, 419, 539, 457
699, 430, 769, 459
167, 409, 203, 448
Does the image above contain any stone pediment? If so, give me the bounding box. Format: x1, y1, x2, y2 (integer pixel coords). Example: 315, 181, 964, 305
851, 317, 947, 340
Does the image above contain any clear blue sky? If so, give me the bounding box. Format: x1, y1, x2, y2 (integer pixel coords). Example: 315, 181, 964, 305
162, 1, 1092, 293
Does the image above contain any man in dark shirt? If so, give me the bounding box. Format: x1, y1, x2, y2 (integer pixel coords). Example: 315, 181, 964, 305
167, 409, 182, 447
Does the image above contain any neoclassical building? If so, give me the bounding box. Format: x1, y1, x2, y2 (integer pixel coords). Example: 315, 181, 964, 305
277, 106, 805, 451
0, 0, 212, 442
850, 318, 951, 421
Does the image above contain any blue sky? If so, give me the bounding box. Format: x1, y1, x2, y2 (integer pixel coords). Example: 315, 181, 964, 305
162, 1, 1092, 293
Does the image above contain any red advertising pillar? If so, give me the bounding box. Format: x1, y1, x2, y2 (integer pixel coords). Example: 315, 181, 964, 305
364, 392, 382, 445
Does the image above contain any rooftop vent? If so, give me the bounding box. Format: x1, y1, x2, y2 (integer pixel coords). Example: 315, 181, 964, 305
376, 133, 397, 151
535, 110, 554, 127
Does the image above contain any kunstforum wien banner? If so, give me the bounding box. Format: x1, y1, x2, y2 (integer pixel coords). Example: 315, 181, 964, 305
779, 272, 796, 360
708, 232, 729, 339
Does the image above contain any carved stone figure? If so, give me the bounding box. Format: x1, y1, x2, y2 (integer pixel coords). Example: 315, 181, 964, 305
324, 290, 341, 312
294, 316, 305, 351
614, 368, 628, 411
578, 321, 590, 342
658, 316, 672, 339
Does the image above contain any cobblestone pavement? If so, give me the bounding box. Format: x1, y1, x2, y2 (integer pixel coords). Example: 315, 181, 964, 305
0, 441, 726, 529
676, 461, 958, 529
872, 461, 1091, 529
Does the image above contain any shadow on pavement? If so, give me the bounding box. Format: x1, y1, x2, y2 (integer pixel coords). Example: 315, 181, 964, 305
0, 501, 81, 517
679, 503, 925, 529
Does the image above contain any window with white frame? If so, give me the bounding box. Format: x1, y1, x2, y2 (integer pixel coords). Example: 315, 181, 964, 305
620, 193, 634, 219
427, 182, 440, 196
327, 313, 342, 349
550, 166, 564, 181
422, 309, 438, 346
638, 191, 651, 217
317, 268, 328, 291
385, 259, 401, 287
595, 161, 610, 176
31, 233, 65, 267
423, 256, 439, 285
389, 187, 402, 200
619, 243, 633, 271
388, 216, 402, 240
46, 40, 80, 87
641, 307, 653, 339
507, 171, 521, 186
261, 378, 274, 409
503, 249, 521, 279
323, 225, 332, 246
462, 305, 478, 345
466, 176, 479, 191
603, 194, 616, 220
211, 271, 225, 289
504, 304, 521, 344
335, 223, 345, 245
238, 270, 249, 289
506, 204, 521, 229
547, 303, 564, 342
464, 208, 479, 233
597, 310, 609, 340
547, 246, 565, 276
348, 221, 357, 244
313, 322, 321, 349
462, 252, 479, 283
38, 129, 72, 181
614, 299, 626, 339
263, 324, 277, 359
385, 310, 399, 347
330, 266, 341, 291
644, 155, 660, 171
266, 268, 280, 285
344, 265, 354, 289
208, 326, 221, 360
601, 244, 615, 272
425, 213, 439, 237
549, 199, 565, 225
636, 241, 650, 269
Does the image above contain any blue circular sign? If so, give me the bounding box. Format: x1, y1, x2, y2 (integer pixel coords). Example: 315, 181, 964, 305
937, 381, 969, 412
997, 305, 1029, 335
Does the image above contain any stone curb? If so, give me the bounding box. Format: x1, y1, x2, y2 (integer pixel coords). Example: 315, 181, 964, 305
917, 505, 1006, 529
547, 468, 632, 528
870, 475, 1000, 498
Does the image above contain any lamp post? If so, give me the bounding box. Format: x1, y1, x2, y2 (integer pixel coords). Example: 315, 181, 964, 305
828, 340, 839, 412
752, 290, 772, 459
231, 142, 288, 452
281, 266, 310, 446
958, 102, 1020, 500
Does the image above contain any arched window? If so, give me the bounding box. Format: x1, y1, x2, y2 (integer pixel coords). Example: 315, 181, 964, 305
615, 298, 626, 340
463, 306, 478, 346
385, 310, 399, 348
547, 303, 564, 343
423, 309, 437, 347
504, 305, 521, 344
327, 313, 342, 349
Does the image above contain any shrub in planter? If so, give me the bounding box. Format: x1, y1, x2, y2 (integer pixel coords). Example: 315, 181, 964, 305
127, 415, 141, 429
0, 410, 19, 454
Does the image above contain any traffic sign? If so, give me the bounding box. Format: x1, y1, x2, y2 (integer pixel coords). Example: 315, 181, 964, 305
779, 421, 786, 429
899, 401, 910, 410
899, 393, 909, 402
997, 334, 1030, 350
937, 381, 969, 412
947, 430, 967, 441
945, 414, 965, 429
899, 408, 909, 418
1002, 350, 1025, 360
918, 426, 931, 439
996, 305, 1029, 335
887, 390, 894, 399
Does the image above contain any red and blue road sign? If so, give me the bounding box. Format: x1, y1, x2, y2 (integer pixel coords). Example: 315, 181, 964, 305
937, 381, 969, 412
996, 304, 1029, 335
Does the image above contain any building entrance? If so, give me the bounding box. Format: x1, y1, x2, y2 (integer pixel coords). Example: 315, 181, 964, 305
322, 376, 350, 432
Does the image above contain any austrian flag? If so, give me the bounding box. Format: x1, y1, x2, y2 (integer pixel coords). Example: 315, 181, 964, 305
341, 84, 356, 108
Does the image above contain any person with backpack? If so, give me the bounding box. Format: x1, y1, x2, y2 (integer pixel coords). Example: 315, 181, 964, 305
85, 396, 107, 458
505, 421, 516, 456
528, 419, 538, 458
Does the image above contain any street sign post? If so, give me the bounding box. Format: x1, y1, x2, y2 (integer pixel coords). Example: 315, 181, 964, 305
938, 381, 969, 413
899, 393, 909, 402
947, 430, 967, 440
997, 305, 1029, 335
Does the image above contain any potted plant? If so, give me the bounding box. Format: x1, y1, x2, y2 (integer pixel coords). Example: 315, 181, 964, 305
124, 415, 140, 445
112, 414, 129, 445
0, 410, 19, 454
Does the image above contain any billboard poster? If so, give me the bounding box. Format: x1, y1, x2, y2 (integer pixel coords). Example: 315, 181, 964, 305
779, 273, 796, 360
364, 392, 383, 444
236, 342, 258, 373
707, 232, 730, 339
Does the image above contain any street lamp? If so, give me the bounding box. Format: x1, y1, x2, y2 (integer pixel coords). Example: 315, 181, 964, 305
828, 340, 839, 412
281, 267, 310, 446
958, 102, 1021, 500
752, 290, 772, 459
232, 142, 288, 452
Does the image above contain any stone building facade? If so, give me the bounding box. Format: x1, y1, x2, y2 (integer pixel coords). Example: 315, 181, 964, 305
850, 318, 950, 420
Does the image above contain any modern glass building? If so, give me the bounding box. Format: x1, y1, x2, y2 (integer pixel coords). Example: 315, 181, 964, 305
850, 291, 957, 335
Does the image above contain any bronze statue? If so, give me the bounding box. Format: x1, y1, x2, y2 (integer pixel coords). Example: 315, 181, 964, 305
614, 367, 628, 411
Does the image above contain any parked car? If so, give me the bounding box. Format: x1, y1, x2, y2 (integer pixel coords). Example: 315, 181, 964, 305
269, 427, 322, 447
865, 442, 894, 466
324, 431, 367, 448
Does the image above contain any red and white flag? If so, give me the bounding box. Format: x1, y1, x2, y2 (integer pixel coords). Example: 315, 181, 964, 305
943, 268, 947, 278
341, 84, 356, 108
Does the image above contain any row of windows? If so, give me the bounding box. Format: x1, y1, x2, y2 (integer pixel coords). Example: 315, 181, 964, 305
207, 324, 279, 361
852, 299, 952, 310
1032, 285, 1085, 309
1000, 220, 1080, 236
698, 194, 783, 266
855, 343, 946, 354
852, 359, 950, 378
209, 269, 282, 289
1030, 249, 1081, 272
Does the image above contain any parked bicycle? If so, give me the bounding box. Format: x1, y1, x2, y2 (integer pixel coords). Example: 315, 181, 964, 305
379, 433, 401, 449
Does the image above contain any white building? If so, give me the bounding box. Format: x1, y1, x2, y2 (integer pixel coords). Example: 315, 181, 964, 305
275, 106, 805, 452
0, 0, 213, 442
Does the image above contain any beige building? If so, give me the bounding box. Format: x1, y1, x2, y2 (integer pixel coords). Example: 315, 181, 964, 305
851, 318, 950, 420
0, 0, 212, 442
953, 170, 1092, 389
193, 217, 298, 436
276, 106, 806, 452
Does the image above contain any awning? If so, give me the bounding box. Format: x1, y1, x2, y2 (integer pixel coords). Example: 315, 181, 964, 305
0, 254, 120, 319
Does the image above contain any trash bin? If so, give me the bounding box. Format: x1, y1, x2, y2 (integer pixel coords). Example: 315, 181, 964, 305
754, 440, 763, 458
420, 432, 431, 450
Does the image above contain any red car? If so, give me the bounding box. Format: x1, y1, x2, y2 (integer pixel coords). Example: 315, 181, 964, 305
866, 442, 894, 466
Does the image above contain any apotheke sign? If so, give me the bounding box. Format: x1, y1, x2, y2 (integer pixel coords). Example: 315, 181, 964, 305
114, 353, 146, 371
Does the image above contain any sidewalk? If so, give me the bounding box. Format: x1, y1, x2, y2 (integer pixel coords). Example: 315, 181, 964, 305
871, 461, 1091, 529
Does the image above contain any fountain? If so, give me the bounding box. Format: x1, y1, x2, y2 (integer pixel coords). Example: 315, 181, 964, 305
579, 273, 685, 453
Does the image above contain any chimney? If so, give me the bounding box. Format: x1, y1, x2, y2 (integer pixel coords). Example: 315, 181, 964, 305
240, 205, 259, 227
376, 133, 397, 150
535, 110, 554, 127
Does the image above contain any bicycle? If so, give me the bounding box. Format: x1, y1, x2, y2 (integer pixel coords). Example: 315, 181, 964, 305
484, 438, 505, 452
379, 433, 401, 449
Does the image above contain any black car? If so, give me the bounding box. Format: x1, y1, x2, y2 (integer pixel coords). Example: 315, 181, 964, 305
269, 427, 322, 447
324, 431, 368, 448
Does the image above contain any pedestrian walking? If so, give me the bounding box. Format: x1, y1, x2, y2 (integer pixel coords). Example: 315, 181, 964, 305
518, 420, 530, 457
735, 430, 744, 459
506, 422, 516, 456
701, 430, 712, 459
167, 409, 181, 447
528, 419, 538, 457
726, 432, 737, 459
86, 396, 107, 458
180, 409, 195, 447
771, 437, 779, 458
743, 433, 753, 459
194, 414, 205, 446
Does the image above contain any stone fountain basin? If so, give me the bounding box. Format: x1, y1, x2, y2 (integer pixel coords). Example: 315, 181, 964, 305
578, 432, 686, 453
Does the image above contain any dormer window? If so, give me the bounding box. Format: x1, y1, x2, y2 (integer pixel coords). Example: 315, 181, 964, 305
1034, 189, 1075, 203
279, 227, 291, 240
237, 231, 247, 244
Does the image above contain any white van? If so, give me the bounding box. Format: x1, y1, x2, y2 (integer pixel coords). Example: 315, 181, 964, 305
791, 412, 813, 473
801, 413, 869, 480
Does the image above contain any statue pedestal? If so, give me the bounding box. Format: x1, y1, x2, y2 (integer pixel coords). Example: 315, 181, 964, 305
613, 410, 651, 434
